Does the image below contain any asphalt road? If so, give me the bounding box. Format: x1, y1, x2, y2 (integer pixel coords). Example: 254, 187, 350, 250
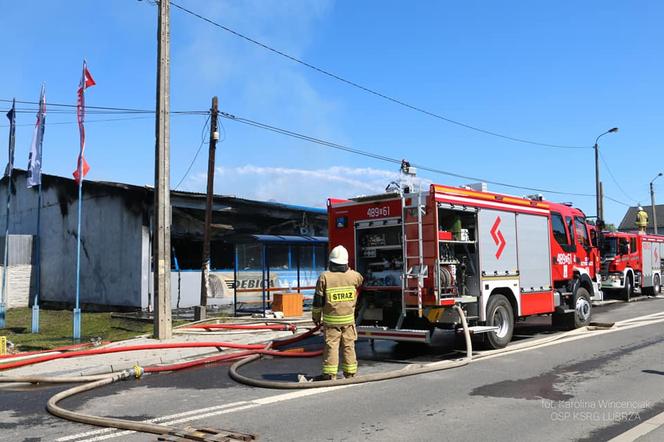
3, 298, 664, 442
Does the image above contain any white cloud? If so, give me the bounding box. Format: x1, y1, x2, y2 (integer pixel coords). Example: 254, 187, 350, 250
185, 164, 431, 207
174, 0, 340, 139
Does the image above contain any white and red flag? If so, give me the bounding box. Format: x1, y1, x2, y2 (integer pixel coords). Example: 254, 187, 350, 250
27, 85, 46, 188
73, 61, 95, 183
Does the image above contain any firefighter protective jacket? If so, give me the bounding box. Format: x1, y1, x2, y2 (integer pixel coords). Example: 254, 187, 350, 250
313, 269, 364, 326
636, 210, 649, 229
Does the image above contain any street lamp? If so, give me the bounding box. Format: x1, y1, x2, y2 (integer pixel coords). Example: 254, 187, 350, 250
594, 127, 619, 224
650, 173, 663, 234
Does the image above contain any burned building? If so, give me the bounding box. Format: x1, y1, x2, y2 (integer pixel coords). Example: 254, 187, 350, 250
0, 169, 327, 311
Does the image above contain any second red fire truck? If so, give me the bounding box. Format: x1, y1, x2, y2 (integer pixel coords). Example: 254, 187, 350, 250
328, 170, 604, 349
601, 231, 664, 301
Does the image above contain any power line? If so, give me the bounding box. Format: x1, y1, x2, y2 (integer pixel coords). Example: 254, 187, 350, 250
604, 195, 631, 207
217, 109, 630, 203
0, 115, 150, 128
0, 113, 206, 129
598, 150, 639, 204
1, 97, 630, 206
1, 98, 152, 114
174, 114, 212, 189
169, 0, 590, 150
1, 98, 208, 115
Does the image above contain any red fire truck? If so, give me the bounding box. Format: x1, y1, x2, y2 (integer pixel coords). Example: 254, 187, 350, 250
600, 231, 664, 301
328, 178, 603, 349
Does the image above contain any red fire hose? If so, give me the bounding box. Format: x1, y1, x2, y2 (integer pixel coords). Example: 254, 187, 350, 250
0, 324, 320, 372
0, 342, 106, 360
143, 326, 322, 373
0, 342, 269, 371
182, 323, 297, 332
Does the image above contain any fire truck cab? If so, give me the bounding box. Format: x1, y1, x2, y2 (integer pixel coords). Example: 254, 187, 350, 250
328, 180, 603, 349
600, 231, 664, 300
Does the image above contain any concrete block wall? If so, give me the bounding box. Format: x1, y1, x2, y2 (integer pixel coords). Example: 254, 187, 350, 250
2, 264, 33, 308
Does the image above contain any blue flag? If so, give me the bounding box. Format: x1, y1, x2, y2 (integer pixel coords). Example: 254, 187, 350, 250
27, 85, 46, 188
4, 99, 15, 178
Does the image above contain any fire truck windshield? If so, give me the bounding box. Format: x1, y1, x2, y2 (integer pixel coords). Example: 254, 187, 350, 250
602, 237, 618, 256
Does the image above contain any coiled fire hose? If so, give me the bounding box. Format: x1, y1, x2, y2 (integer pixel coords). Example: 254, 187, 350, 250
229, 304, 473, 388
3, 311, 662, 439
0, 324, 317, 440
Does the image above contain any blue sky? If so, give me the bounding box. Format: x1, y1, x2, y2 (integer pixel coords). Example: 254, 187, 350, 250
1, 0, 662, 225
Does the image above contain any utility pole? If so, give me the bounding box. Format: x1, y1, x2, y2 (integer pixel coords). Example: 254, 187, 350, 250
651, 173, 663, 234
599, 182, 604, 227
196, 96, 219, 321
154, 0, 172, 339
652, 183, 658, 235
593, 128, 619, 224
594, 142, 602, 222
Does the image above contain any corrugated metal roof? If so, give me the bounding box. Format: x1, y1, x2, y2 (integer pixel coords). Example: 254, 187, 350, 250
4, 168, 326, 215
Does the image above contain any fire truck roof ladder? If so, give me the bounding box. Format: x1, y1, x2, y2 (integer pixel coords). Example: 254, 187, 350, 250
398, 190, 427, 328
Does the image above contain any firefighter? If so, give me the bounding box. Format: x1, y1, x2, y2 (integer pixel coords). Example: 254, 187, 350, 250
312, 245, 363, 380
636, 206, 649, 232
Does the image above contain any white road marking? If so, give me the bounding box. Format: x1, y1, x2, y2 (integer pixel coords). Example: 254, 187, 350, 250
62, 386, 352, 442
56, 401, 248, 442
608, 410, 664, 442
475, 313, 664, 363
80, 404, 261, 442
60, 311, 664, 442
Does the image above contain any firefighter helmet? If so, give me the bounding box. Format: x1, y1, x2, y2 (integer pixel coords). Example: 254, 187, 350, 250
329, 245, 349, 265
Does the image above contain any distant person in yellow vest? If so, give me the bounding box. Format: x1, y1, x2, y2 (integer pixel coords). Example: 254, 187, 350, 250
312, 245, 363, 380
636, 206, 649, 232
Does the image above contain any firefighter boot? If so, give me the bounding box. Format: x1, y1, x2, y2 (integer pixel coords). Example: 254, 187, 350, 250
314, 373, 337, 381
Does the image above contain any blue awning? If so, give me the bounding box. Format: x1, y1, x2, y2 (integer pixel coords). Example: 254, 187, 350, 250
228, 234, 328, 245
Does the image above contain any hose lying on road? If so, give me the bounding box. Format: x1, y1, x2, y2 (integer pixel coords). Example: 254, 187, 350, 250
31, 329, 324, 440
228, 305, 472, 389
0, 374, 116, 384
229, 310, 664, 390
45, 368, 195, 439
144, 326, 322, 373
0, 317, 459, 440
6, 310, 664, 441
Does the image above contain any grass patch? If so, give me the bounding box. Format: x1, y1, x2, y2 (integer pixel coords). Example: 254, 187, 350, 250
1, 308, 154, 351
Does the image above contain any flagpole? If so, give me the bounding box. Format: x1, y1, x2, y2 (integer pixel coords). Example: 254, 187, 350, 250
31, 177, 42, 333
0, 99, 16, 329
73, 170, 83, 341
72, 62, 95, 341
1, 171, 11, 328
31, 85, 45, 334
73, 64, 85, 342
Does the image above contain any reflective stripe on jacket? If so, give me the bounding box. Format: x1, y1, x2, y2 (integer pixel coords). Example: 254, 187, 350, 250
314, 270, 363, 326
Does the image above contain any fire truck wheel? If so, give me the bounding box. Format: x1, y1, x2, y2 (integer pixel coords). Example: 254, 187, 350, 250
485, 294, 514, 349
622, 275, 633, 302
573, 288, 592, 328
